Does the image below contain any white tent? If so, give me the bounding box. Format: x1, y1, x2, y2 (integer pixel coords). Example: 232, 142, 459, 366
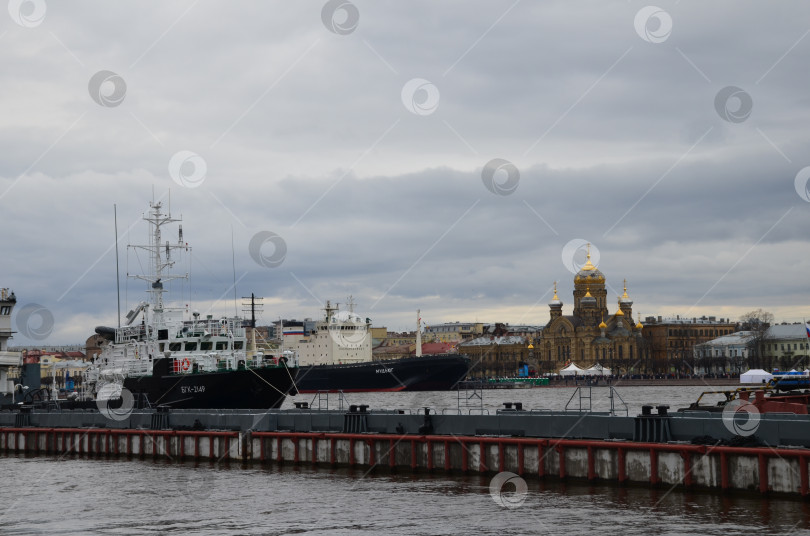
586, 364, 611, 376
740, 369, 773, 384
559, 363, 586, 376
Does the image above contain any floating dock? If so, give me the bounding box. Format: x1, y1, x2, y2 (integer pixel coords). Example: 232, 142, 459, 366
3, 403, 810, 497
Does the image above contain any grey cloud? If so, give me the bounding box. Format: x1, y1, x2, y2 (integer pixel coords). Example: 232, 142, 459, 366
1, 1, 809, 342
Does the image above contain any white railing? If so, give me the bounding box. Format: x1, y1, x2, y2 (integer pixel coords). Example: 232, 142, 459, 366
115, 325, 145, 343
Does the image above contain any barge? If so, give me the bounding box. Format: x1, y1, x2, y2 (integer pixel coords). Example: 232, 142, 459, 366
3, 384, 810, 497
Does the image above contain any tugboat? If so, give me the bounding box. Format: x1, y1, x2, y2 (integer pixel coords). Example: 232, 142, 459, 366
86, 199, 298, 409
283, 304, 470, 393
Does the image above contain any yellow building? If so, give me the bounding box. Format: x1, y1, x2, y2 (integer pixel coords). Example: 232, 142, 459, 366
539, 248, 644, 374
425, 322, 484, 343
370, 327, 388, 341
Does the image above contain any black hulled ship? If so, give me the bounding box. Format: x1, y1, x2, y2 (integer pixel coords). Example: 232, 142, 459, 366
294, 354, 471, 393
283, 304, 469, 393
87, 199, 298, 410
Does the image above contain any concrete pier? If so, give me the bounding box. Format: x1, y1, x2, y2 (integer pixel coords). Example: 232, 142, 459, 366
2, 427, 809, 497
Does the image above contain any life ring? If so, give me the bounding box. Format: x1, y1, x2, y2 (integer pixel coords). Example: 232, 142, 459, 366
182, 358, 191, 371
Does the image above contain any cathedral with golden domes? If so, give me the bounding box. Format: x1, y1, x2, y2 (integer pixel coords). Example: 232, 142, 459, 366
537, 247, 645, 374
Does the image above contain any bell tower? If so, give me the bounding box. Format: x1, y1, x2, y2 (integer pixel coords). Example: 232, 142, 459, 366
572, 245, 608, 324
619, 279, 633, 318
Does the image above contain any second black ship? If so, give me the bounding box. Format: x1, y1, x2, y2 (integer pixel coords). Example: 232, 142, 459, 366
281, 302, 470, 393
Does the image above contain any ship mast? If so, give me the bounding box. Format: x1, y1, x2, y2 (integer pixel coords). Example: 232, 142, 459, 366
416, 309, 422, 357
324, 300, 336, 322
129, 200, 188, 327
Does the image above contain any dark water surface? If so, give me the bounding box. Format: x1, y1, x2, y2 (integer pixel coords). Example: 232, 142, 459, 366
2, 385, 808, 536
2, 455, 809, 536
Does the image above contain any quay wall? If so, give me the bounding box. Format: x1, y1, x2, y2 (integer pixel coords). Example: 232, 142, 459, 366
2, 426, 809, 497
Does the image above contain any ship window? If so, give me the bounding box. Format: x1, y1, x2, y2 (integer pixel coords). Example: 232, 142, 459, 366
185, 342, 197, 351
158, 329, 168, 340
0, 306, 9, 315
159, 343, 165, 352
234, 341, 244, 350
216, 341, 228, 350
169, 343, 182, 351
200, 341, 212, 351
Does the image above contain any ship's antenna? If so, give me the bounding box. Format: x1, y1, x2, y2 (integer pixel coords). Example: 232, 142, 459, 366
114, 204, 121, 328
231, 226, 237, 317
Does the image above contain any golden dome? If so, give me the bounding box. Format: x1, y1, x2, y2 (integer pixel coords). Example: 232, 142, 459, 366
574, 267, 605, 284
615, 308, 624, 316
528, 343, 534, 349
581, 285, 597, 307
599, 321, 607, 329
636, 321, 643, 329
574, 243, 606, 283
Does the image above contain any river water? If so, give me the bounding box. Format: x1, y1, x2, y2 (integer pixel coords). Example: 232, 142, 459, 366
2, 385, 809, 536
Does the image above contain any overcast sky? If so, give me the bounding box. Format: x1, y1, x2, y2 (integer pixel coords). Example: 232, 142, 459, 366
2, 1, 810, 345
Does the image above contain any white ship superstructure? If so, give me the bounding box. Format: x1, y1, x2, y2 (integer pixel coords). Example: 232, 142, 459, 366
282, 300, 371, 366
86, 200, 295, 403
0, 288, 21, 402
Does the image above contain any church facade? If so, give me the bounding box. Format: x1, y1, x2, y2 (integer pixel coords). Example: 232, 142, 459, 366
536, 250, 646, 375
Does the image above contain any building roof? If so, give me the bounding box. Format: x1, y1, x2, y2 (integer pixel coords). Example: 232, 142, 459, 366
418, 342, 457, 355
643, 315, 733, 325
460, 335, 527, 346
697, 331, 754, 347
561, 315, 584, 328
767, 324, 808, 340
